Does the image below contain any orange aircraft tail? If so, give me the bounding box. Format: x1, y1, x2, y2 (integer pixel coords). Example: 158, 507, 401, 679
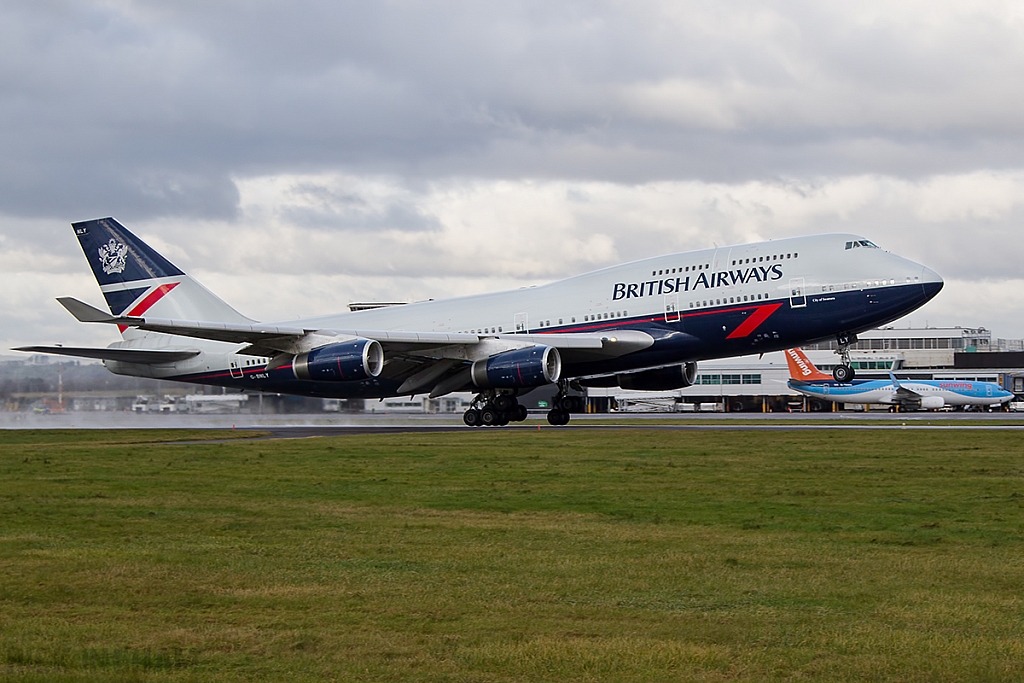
784, 347, 833, 381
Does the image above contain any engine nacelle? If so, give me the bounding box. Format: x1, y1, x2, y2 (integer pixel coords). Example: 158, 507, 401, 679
471, 346, 561, 389
617, 362, 698, 391
920, 396, 945, 410
293, 339, 384, 382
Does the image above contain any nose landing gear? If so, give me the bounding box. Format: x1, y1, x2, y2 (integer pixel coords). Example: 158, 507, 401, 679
833, 333, 857, 382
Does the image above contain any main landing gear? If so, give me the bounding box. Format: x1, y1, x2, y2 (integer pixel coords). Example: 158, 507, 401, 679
832, 333, 857, 383
546, 381, 584, 426
461, 385, 586, 427
463, 391, 529, 427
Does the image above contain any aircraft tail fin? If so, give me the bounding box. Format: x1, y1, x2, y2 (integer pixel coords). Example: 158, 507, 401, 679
71, 218, 250, 327
785, 347, 833, 381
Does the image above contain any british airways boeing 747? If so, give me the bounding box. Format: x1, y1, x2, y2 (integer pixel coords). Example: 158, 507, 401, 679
17, 219, 943, 426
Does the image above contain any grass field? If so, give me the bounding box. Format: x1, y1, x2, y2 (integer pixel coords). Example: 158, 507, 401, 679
2, 426, 1024, 682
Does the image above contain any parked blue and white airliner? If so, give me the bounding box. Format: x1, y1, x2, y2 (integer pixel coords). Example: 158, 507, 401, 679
18, 220, 943, 425
785, 347, 1013, 410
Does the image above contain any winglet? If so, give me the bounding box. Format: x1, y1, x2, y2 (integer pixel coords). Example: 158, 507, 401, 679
889, 372, 902, 388
784, 348, 833, 381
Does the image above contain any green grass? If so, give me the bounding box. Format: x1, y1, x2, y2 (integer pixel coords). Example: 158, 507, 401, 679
2, 427, 1024, 681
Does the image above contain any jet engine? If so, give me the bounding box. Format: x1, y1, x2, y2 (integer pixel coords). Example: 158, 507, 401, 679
919, 396, 945, 410
616, 362, 698, 391
471, 346, 561, 389
292, 339, 384, 381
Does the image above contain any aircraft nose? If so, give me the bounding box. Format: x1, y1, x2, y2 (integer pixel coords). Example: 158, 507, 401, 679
920, 264, 943, 301
921, 265, 943, 286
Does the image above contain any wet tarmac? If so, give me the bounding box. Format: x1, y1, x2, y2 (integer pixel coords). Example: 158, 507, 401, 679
3, 410, 1022, 440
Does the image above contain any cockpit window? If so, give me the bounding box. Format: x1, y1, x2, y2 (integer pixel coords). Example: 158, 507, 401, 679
845, 239, 880, 250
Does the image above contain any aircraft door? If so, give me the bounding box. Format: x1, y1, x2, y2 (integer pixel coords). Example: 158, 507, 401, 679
664, 293, 680, 323
513, 312, 529, 333
789, 278, 806, 308
229, 358, 243, 379
986, 384, 993, 397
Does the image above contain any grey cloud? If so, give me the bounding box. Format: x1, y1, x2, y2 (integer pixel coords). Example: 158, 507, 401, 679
5, 0, 1024, 225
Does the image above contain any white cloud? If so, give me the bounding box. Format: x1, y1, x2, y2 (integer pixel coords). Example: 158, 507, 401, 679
6, 170, 1024, 351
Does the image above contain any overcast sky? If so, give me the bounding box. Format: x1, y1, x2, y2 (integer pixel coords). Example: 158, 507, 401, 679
4, 0, 1024, 351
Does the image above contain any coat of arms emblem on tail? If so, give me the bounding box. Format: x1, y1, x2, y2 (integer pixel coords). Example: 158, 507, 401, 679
98, 238, 128, 275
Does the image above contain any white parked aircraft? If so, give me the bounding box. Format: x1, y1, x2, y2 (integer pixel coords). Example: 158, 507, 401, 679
785, 347, 1013, 410
18, 220, 943, 426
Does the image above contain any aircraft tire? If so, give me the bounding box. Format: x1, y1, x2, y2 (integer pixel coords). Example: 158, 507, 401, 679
832, 364, 855, 382
463, 409, 481, 427
513, 404, 529, 422
547, 409, 571, 426
480, 407, 499, 426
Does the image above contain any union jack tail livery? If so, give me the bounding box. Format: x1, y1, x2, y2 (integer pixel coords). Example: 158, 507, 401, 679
73, 218, 250, 334
785, 347, 833, 382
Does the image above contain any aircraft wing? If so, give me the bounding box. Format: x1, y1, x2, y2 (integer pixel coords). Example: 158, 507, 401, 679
889, 372, 922, 402
56, 296, 652, 360
13, 345, 200, 364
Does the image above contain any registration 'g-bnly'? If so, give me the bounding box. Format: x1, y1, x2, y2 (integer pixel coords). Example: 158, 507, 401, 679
19, 220, 943, 426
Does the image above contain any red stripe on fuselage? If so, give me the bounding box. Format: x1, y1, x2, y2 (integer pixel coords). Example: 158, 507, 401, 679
117, 282, 180, 332
725, 302, 783, 339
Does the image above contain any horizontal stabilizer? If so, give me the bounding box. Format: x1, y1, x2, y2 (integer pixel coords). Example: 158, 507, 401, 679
13, 346, 200, 364
57, 296, 118, 323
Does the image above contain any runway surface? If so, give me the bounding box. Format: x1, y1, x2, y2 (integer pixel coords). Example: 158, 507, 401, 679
4, 410, 1023, 439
